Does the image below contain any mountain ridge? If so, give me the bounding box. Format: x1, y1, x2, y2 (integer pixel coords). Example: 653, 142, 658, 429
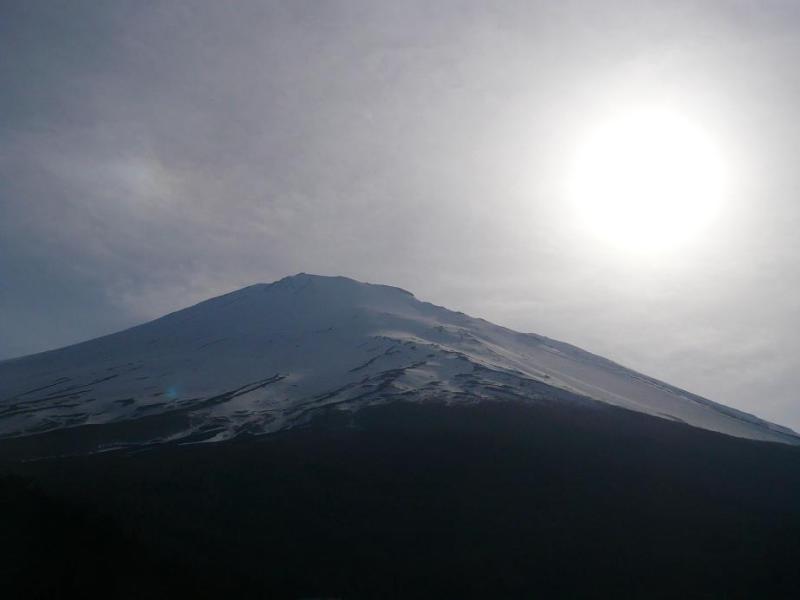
1, 273, 797, 452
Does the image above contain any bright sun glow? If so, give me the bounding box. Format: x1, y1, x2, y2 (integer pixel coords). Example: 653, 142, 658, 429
568, 108, 727, 253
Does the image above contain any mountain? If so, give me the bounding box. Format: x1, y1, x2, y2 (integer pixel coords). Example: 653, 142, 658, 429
3, 274, 800, 598
0, 273, 797, 456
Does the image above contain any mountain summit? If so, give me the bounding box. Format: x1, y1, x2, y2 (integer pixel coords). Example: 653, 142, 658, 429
1, 273, 797, 452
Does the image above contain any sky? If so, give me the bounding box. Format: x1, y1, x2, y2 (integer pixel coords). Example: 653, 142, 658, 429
2, 0, 800, 430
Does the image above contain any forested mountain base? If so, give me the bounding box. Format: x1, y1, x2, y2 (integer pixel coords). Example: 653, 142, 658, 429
2, 400, 799, 598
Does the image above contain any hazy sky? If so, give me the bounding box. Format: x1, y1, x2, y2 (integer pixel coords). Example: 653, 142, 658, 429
3, 1, 800, 429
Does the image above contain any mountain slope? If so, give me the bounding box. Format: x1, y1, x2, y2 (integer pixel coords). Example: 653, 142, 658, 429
0, 273, 796, 451
4, 400, 800, 599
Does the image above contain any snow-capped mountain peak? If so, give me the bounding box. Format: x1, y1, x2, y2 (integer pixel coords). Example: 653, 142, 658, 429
1, 273, 797, 451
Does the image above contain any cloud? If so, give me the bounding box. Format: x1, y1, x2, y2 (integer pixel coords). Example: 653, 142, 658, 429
2, 0, 800, 429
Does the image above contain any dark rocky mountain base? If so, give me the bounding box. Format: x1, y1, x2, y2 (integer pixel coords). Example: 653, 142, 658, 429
2, 399, 800, 598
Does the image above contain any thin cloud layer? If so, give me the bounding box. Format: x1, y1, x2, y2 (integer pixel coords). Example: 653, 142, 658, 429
2, 1, 800, 429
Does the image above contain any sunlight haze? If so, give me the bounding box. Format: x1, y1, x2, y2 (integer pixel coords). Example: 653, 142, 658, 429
2, 0, 800, 431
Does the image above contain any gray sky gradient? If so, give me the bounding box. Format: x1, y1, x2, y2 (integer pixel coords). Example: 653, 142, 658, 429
3, 1, 800, 429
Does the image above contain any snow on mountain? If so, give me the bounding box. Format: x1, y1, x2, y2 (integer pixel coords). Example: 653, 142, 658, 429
1, 273, 797, 450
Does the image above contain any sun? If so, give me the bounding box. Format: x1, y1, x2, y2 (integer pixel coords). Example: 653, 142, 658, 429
568, 108, 727, 253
